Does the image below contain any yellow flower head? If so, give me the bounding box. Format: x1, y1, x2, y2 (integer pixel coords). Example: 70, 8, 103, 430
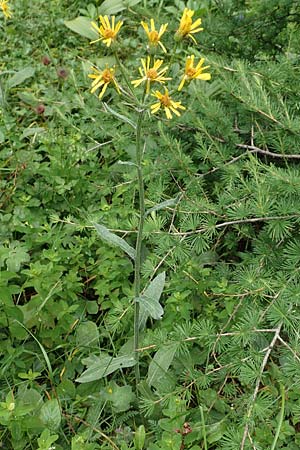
132, 57, 171, 94
178, 55, 211, 91
175, 8, 203, 44
91, 15, 123, 47
0, 0, 12, 19
88, 66, 120, 99
151, 88, 185, 120
141, 19, 168, 53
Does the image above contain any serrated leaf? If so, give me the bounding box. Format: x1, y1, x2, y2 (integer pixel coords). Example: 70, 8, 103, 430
76, 354, 136, 383
103, 103, 136, 129
147, 343, 178, 388
93, 223, 136, 260
5, 244, 30, 272
138, 272, 165, 329
64, 17, 98, 40
7, 67, 35, 89
39, 399, 61, 431
99, 0, 142, 15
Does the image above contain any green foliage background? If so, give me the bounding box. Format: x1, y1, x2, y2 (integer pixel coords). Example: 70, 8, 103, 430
1, 0, 300, 449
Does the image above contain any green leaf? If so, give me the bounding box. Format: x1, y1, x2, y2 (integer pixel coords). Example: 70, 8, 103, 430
0, 130, 5, 143
7, 307, 26, 339
99, 0, 142, 15
93, 223, 136, 260
18, 92, 39, 106
76, 354, 136, 383
103, 103, 137, 129
146, 197, 180, 216
207, 420, 227, 444
134, 425, 146, 450
7, 67, 35, 89
64, 17, 98, 40
71, 435, 98, 450
15, 320, 54, 382
39, 399, 61, 431
37, 429, 59, 450
103, 382, 135, 412
86, 301, 99, 315
76, 321, 99, 346
138, 272, 165, 329
147, 343, 178, 388
2, 242, 30, 272
21, 127, 45, 140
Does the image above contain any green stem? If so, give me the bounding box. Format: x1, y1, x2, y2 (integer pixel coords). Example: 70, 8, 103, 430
133, 109, 145, 386
169, 42, 179, 67
114, 51, 135, 96
270, 384, 285, 450
199, 406, 208, 450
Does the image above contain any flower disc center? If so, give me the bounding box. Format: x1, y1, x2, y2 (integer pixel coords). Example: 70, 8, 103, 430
147, 69, 158, 79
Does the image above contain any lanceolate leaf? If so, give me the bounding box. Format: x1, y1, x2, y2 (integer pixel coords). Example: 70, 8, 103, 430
146, 197, 180, 216
93, 223, 136, 260
138, 272, 165, 329
7, 67, 35, 89
64, 17, 98, 40
147, 343, 178, 388
103, 103, 137, 129
76, 355, 136, 383
65, 1, 142, 39
99, 0, 142, 15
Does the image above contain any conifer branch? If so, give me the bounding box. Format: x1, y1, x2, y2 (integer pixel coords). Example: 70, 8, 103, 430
231, 93, 282, 126
107, 214, 300, 238
172, 214, 300, 236
277, 336, 300, 363
137, 329, 278, 352
240, 323, 282, 450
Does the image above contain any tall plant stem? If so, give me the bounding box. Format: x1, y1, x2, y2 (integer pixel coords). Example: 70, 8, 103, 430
133, 109, 145, 386
114, 51, 135, 96
270, 384, 285, 450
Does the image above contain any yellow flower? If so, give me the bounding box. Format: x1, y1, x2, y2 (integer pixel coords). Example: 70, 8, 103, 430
88, 66, 120, 99
131, 57, 171, 94
0, 0, 12, 19
175, 8, 203, 44
178, 55, 211, 91
141, 19, 168, 53
150, 88, 185, 120
91, 15, 123, 47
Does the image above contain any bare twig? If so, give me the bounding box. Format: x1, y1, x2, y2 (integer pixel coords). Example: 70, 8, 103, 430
196, 140, 300, 180
236, 143, 300, 159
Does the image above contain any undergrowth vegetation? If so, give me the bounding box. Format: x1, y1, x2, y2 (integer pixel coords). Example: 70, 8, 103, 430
1, 0, 300, 449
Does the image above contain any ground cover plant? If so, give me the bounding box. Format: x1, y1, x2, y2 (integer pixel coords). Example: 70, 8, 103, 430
1, 0, 300, 449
